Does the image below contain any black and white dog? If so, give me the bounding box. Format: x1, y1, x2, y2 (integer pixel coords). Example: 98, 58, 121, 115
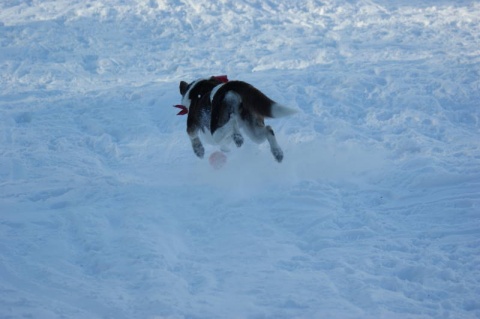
174, 75, 295, 162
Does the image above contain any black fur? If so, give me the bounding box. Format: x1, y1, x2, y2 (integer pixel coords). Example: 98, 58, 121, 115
178, 77, 291, 162
210, 81, 275, 134
184, 77, 223, 137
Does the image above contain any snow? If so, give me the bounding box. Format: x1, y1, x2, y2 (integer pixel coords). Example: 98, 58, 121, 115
1, 0, 479, 318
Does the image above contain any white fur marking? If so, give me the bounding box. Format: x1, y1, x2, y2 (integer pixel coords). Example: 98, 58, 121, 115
212, 118, 235, 146
209, 83, 225, 103
224, 91, 241, 107
181, 79, 203, 109
271, 103, 297, 118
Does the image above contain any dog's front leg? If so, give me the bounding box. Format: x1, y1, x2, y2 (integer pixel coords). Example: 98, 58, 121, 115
191, 136, 205, 158
187, 128, 204, 159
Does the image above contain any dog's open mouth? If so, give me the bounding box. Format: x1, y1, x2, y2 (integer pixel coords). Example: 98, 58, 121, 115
173, 104, 188, 115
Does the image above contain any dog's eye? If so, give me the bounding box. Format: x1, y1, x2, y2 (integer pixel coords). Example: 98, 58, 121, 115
198, 94, 202, 98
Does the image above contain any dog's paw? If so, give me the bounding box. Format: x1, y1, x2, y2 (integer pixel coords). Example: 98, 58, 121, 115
191, 138, 205, 158
195, 147, 205, 158
194, 145, 205, 158
233, 133, 244, 147
271, 147, 284, 163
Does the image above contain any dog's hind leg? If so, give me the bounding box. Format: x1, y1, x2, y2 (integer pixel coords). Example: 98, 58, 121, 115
232, 119, 244, 148
265, 126, 283, 162
243, 117, 284, 162
244, 122, 283, 162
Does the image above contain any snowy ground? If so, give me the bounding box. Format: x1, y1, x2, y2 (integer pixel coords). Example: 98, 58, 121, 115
1, 0, 480, 318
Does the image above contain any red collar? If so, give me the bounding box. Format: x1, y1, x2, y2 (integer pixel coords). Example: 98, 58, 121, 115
212, 75, 229, 83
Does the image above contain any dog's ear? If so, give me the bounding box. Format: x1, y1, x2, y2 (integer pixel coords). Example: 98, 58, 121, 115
179, 81, 189, 96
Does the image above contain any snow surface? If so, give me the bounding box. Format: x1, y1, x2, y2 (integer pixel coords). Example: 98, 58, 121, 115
1, 0, 480, 318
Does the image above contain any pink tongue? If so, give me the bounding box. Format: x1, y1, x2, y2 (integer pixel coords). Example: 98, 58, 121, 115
173, 104, 188, 115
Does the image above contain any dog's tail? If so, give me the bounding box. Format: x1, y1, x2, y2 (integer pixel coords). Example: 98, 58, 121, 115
270, 103, 297, 118
213, 81, 297, 119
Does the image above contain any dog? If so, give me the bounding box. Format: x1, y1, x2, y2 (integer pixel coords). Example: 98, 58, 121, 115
174, 75, 295, 162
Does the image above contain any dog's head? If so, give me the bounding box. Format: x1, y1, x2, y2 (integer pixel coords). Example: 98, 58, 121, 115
174, 75, 229, 115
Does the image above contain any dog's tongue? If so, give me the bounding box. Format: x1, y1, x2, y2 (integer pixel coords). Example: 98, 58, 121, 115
213, 75, 229, 83
173, 104, 188, 115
